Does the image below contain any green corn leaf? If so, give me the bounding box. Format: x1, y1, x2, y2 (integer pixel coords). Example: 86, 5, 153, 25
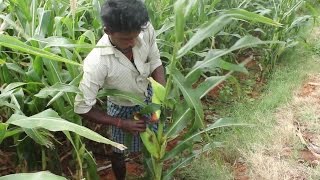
178, 9, 281, 58
32, 56, 44, 77
229, 35, 279, 51
165, 103, 193, 138
83, 152, 100, 180
172, 70, 204, 129
0, 171, 66, 180
35, 83, 81, 98
0, 14, 29, 39
160, 52, 173, 61
7, 109, 127, 150
54, 16, 63, 36
164, 118, 249, 160
186, 51, 248, 81
10, 93, 21, 111
0, 59, 5, 65
13, 0, 32, 22
63, 131, 83, 177
45, 73, 82, 107
285, 15, 311, 32
0, 35, 81, 66
2, 82, 26, 93
140, 127, 160, 159
195, 76, 225, 98
140, 103, 161, 115
0, 123, 8, 144
184, 0, 198, 17
30, 36, 97, 49
42, 58, 74, 110
225, 9, 282, 27
174, 0, 185, 42
82, 30, 96, 45
281, 0, 304, 21
0, 101, 21, 112
177, 15, 232, 58
0, 63, 12, 83
163, 141, 223, 180
35, 8, 52, 37
6, 63, 26, 75
98, 89, 146, 107
24, 128, 54, 148
186, 36, 280, 80
3, 128, 24, 140
156, 18, 174, 36
148, 77, 165, 103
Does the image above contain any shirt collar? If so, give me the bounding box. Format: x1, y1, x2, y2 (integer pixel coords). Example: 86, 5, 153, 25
100, 34, 115, 56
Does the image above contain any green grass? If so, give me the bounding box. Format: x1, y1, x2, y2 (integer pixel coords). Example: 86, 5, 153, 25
177, 24, 320, 179
177, 157, 233, 180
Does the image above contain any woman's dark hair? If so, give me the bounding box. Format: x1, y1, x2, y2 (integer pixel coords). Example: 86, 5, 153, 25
101, 0, 149, 32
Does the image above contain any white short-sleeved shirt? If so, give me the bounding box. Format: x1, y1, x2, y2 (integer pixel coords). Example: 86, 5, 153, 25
74, 24, 162, 114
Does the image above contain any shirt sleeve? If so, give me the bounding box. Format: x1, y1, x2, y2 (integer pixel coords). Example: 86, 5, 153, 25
147, 24, 163, 73
74, 53, 107, 114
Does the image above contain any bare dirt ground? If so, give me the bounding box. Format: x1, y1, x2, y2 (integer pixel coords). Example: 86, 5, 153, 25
233, 74, 320, 180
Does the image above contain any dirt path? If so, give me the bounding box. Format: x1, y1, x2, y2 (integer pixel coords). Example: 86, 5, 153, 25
234, 74, 320, 179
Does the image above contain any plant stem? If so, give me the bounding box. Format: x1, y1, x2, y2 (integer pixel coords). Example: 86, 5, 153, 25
41, 147, 46, 170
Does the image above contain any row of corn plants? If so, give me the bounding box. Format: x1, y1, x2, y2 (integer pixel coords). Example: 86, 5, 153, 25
0, 0, 316, 179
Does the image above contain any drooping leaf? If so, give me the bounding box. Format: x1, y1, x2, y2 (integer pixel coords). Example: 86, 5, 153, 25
225, 9, 282, 27
46, 73, 82, 107
35, 83, 81, 98
31, 36, 97, 49
177, 15, 232, 58
186, 36, 280, 80
7, 109, 127, 150
24, 128, 54, 148
164, 118, 249, 160
0, 35, 81, 66
186, 51, 248, 81
178, 9, 281, 58
172, 70, 204, 129
156, 18, 174, 36
2, 82, 26, 93
98, 89, 146, 107
82, 30, 96, 45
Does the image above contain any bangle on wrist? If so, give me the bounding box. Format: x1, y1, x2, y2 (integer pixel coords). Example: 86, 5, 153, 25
116, 118, 121, 128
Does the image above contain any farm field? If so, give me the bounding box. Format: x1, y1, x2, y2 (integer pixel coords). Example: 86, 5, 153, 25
0, 0, 320, 179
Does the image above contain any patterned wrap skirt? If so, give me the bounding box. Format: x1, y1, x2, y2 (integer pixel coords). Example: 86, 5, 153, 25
106, 85, 156, 153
